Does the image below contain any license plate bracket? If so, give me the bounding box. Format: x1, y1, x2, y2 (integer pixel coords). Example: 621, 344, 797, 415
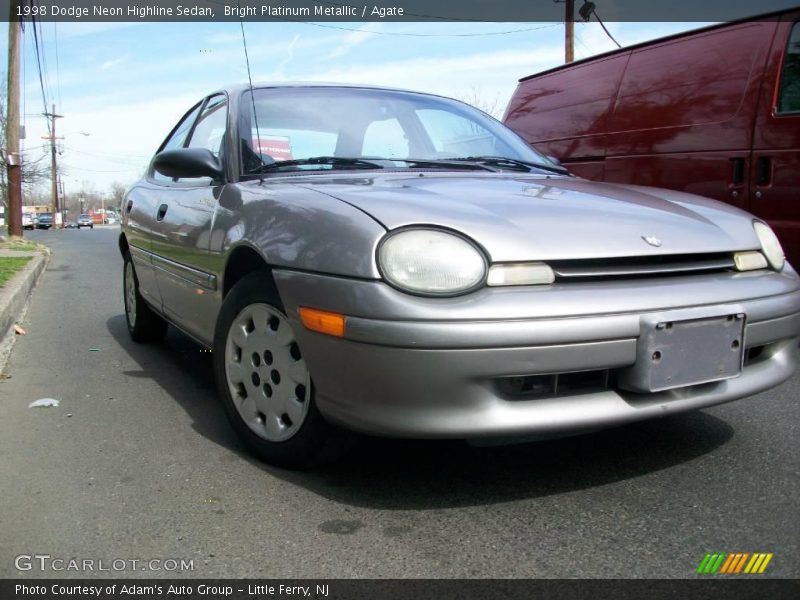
619, 313, 745, 393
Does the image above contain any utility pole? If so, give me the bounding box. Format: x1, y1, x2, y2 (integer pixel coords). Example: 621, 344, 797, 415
5, 0, 23, 238
42, 104, 63, 229
565, 0, 575, 63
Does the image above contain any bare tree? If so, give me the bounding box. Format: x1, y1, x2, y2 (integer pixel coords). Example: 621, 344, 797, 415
456, 86, 505, 120
109, 181, 127, 212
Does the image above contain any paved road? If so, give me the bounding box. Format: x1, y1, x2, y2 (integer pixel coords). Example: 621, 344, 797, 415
1, 228, 798, 579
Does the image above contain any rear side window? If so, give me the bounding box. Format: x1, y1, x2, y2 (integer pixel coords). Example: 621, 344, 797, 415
777, 22, 800, 114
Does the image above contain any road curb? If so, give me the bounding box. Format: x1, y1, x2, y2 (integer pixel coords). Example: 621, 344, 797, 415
0, 249, 49, 353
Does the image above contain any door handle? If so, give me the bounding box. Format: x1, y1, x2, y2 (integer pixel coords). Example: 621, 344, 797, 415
756, 157, 772, 187
156, 204, 168, 221
730, 158, 745, 186
125, 200, 133, 214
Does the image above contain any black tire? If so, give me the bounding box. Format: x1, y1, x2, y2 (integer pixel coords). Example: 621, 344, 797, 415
213, 271, 354, 469
123, 252, 168, 343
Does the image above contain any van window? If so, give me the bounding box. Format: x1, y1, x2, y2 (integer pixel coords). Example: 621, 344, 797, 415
777, 22, 800, 114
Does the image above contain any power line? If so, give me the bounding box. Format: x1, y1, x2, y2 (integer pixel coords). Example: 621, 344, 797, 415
29, 15, 51, 137
292, 21, 559, 38
53, 21, 62, 110
580, 2, 621, 48
60, 162, 143, 174
21, 15, 27, 138
60, 144, 151, 162
33, 1, 54, 110
592, 9, 621, 48
575, 23, 592, 57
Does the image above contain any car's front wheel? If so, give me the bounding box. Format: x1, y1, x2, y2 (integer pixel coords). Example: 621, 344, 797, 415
213, 271, 353, 468
123, 252, 167, 343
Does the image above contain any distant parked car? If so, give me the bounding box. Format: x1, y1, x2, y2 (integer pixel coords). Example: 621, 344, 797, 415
22, 213, 35, 230
120, 83, 800, 468
77, 214, 94, 229
35, 213, 53, 229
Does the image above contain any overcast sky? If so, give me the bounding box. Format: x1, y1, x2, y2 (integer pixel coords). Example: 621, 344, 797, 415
1, 20, 710, 195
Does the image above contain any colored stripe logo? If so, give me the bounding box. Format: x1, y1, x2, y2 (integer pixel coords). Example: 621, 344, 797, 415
697, 552, 773, 574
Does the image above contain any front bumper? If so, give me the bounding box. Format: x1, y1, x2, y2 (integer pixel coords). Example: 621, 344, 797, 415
274, 268, 800, 439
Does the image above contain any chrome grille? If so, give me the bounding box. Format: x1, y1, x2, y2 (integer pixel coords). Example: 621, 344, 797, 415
550, 253, 736, 280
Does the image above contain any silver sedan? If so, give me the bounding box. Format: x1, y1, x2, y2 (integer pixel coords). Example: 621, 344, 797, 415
120, 84, 800, 468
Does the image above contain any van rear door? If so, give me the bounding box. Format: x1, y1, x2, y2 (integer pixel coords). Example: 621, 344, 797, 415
750, 13, 800, 268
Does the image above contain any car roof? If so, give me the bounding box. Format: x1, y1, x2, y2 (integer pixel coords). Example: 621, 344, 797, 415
211, 81, 456, 102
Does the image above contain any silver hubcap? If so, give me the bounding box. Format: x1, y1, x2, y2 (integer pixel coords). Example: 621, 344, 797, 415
124, 261, 137, 328
225, 303, 311, 442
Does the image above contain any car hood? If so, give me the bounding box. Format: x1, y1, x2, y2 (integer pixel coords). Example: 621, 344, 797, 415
290, 173, 761, 261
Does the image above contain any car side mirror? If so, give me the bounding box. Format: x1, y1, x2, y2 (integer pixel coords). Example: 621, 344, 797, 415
153, 148, 224, 180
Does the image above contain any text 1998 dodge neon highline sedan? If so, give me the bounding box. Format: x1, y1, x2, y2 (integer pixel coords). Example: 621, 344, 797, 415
120, 83, 800, 467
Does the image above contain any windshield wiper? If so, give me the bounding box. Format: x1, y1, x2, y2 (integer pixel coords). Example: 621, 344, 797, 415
251, 156, 387, 173
394, 158, 497, 172
451, 156, 571, 175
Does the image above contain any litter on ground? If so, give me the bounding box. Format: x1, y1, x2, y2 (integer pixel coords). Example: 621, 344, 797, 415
28, 398, 60, 408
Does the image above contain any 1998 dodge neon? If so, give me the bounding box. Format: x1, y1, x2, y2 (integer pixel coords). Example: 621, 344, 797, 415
120, 84, 800, 467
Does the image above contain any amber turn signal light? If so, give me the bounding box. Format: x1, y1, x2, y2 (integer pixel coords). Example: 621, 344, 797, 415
298, 307, 346, 338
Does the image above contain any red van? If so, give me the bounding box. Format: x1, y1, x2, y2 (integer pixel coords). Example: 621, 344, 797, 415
504, 9, 800, 267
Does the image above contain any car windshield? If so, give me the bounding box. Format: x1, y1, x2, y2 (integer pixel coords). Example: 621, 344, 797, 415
79, 214, 90, 219
240, 87, 562, 175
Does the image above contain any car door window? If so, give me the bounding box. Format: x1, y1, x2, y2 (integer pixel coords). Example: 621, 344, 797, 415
152, 102, 203, 183
778, 22, 800, 114
187, 95, 228, 158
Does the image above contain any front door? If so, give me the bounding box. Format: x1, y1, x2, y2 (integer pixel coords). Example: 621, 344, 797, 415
150, 94, 228, 344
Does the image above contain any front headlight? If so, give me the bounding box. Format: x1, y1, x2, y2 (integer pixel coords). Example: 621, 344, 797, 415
753, 221, 785, 271
378, 228, 487, 295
